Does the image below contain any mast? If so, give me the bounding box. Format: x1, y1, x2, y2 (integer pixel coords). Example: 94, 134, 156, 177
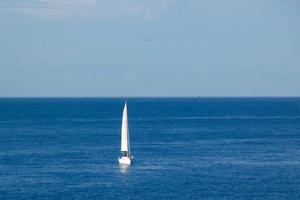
121, 102, 130, 155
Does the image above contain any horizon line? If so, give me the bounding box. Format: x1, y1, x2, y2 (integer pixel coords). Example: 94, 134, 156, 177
0, 96, 300, 98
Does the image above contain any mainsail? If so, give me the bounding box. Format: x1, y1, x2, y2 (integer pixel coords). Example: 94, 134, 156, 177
121, 102, 130, 155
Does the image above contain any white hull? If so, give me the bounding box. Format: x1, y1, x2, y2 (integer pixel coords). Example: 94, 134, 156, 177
118, 156, 132, 165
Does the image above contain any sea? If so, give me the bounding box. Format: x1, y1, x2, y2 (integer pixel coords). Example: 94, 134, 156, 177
0, 98, 300, 199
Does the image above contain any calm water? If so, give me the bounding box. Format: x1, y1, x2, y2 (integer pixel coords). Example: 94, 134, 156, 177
0, 98, 300, 199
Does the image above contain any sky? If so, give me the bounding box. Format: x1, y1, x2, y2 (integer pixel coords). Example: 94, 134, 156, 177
0, 0, 299, 97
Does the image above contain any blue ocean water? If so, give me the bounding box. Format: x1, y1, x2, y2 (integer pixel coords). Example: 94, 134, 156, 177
0, 98, 300, 199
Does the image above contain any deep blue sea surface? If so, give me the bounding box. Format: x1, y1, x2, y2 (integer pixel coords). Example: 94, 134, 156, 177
0, 98, 300, 199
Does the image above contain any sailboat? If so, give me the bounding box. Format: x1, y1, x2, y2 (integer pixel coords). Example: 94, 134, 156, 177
118, 102, 133, 165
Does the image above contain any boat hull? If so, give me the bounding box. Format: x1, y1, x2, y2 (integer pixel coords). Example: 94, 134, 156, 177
118, 156, 132, 165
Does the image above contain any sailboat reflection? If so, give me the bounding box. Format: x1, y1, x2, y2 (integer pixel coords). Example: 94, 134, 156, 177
119, 164, 130, 174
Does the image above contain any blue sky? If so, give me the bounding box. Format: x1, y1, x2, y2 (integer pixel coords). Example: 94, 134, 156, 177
0, 0, 299, 97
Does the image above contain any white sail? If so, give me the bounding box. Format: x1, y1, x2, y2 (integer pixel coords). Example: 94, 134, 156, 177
121, 102, 130, 154
119, 102, 132, 165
